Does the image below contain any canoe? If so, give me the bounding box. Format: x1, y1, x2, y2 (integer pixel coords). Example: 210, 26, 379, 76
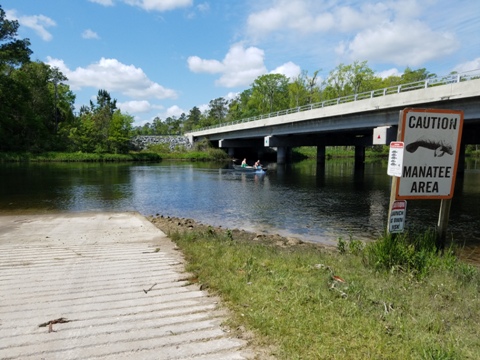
233, 164, 266, 174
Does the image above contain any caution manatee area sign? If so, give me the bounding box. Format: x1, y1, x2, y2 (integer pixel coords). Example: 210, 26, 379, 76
396, 108, 464, 200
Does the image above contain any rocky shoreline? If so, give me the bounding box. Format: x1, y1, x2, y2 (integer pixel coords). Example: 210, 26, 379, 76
149, 214, 337, 251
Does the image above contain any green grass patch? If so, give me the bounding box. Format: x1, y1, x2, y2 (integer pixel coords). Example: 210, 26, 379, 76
0, 151, 161, 162
293, 146, 389, 160
164, 226, 480, 359
0, 148, 230, 162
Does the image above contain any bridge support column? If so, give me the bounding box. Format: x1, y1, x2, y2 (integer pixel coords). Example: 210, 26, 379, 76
228, 148, 235, 157
277, 147, 287, 164
316, 145, 326, 165
354, 146, 365, 169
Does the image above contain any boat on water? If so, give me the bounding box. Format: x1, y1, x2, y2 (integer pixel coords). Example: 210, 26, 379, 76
232, 164, 266, 174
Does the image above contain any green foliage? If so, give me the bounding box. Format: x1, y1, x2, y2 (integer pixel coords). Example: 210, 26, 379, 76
363, 230, 464, 278
68, 90, 132, 154
0, 151, 160, 162
0, 5, 32, 69
337, 236, 364, 255
251, 73, 290, 113
322, 60, 376, 99
163, 223, 480, 360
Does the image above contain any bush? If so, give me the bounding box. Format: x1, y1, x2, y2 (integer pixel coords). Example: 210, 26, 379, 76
363, 230, 457, 277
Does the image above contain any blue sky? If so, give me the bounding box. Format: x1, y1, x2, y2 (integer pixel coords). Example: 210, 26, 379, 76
3, 0, 480, 127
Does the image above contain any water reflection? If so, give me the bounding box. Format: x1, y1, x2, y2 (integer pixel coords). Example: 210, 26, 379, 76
1, 160, 479, 259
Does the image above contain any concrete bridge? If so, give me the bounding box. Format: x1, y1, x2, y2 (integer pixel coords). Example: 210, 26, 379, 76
186, 72, 480, 166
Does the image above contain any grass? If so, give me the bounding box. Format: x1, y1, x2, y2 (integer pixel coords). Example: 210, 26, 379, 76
0, 148, 230, 162
162, 224, 480, 359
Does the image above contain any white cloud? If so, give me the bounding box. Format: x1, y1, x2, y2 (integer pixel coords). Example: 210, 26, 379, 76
270, 61, 301, 79
82, 29, 100, 39
198, 103, 209, 113
46, 57, 178, 100
376, 68, 402, 79
122, 0, 192, 12
246, 0, 335, 39
245, 0, 463, 68
341, 21, 459, 66
88, 0, 193, 11
88, 0, 115, 6
188, 57, 224, 74
117, 100, 153, 114
224, 92, 239, 102
188, 43, 267, 87
163, 105, 186, 118
5, 10, 56, 41
453, 58, 480, 74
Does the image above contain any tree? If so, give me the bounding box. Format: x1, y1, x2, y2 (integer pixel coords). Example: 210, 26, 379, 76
250, 74, 289, 113
227, 88, 258, 121
184, 106, 201, 131
401, 67, 435, 83
70, 89, 131, 153
0, 5, 33, 151
322, 61, 375, 99
288, 70, 322, 107
207, 97, 228, 125
107, 110, 133, 153
0, 5, 32, 71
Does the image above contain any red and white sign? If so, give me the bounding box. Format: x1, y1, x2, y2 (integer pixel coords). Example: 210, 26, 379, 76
387, 141, 404, 177
396, 108, 464, 200
389, 200, 407, 233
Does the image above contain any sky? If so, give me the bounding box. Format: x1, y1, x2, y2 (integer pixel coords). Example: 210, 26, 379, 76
3, 0, 480, 127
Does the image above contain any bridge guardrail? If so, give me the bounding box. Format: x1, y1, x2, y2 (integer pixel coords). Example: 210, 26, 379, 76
191, 70, 480, 132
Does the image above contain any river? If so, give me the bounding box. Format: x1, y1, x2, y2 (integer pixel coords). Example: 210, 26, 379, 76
1, 159, 479, 262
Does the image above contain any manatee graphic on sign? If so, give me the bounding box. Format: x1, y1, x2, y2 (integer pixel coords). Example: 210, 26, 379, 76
405, 137, 453, 157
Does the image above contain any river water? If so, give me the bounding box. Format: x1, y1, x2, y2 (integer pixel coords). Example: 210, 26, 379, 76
1, 159, 480, 262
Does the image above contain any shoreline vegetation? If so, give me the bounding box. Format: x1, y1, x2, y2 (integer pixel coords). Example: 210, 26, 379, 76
0, 145, 404, 163
150, 215, 480, 360
1, 145, 479, 163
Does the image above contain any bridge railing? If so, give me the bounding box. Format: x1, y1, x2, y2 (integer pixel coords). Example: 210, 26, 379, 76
192, 70, 480, 132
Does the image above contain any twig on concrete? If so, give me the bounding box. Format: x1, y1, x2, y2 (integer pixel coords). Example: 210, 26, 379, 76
143, 283, 157, 294
38, 317, 71, 328
38, 317, 72, 333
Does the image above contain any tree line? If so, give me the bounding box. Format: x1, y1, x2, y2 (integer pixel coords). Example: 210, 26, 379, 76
0, 5, 455, 154
134, 65, 436, 136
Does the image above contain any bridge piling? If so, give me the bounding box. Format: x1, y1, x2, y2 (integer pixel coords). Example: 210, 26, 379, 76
355, 146, 365, 169
316, 145, 326, 165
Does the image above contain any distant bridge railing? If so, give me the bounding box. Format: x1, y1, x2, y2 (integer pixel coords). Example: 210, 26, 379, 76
192, 69, 480, 132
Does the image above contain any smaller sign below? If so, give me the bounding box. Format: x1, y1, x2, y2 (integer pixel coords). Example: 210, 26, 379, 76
389, 200, 407, 233
387, 141, 404, 177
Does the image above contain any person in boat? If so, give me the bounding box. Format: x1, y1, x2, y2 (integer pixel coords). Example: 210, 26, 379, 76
254, 160, 262, 169
241, 158, 247, 168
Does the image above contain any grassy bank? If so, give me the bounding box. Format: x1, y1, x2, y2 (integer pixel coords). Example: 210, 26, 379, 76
0, 147, 230, 162
152, 218, 480, 359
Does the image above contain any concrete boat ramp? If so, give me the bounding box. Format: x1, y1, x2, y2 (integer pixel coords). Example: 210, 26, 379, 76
0, 213, 253, 359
